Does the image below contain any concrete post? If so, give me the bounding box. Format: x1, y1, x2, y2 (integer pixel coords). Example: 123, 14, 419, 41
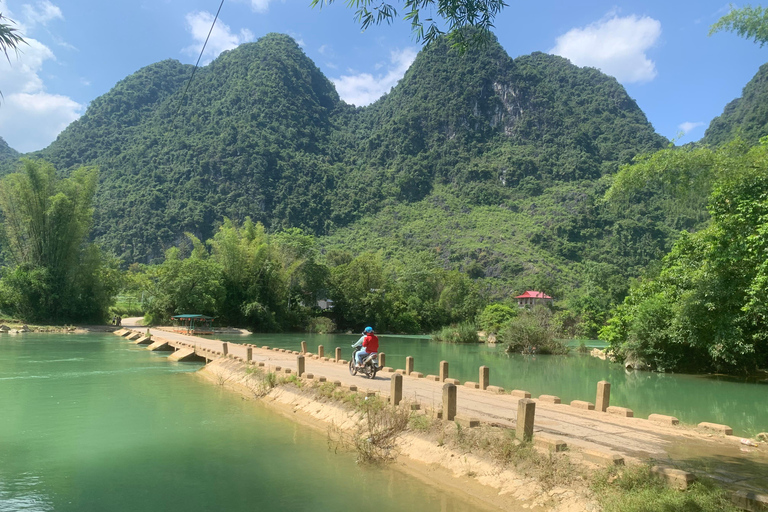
317, 345, 324, 358
246, 347, 253, 363
405, 356, 414, 375
378, 353, 385, 367
439, 360, 449, 382
297, 355, 305, 377
479, 366, 489, 390
222, 342, 228, 356
391, 373, 403, 406
516, 398, 536, 442
300, 341, 307, 354
335, 347, 342, 362
442, 383, 457, 421
596, 381, 611, 412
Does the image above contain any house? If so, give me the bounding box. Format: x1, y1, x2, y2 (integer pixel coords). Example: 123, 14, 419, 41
515, 290, 553, 308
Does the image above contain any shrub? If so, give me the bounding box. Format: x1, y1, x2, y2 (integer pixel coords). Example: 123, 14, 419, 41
478, 303, 518, 334
307, 316, 336, 333
499, 306, 568, 355
431, 322, 479, 343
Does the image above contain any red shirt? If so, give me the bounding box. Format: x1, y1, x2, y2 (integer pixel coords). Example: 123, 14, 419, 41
363, 334, 379, 353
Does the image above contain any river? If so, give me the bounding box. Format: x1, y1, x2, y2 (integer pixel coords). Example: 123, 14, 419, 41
0, 333, 485, 512
207, 332, 768, 437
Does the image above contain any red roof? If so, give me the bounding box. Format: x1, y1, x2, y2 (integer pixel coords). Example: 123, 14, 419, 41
515, 290, 552, 299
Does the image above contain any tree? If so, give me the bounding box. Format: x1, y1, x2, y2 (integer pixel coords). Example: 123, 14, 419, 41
601, 138, 768, 373
0, 159, 118, 322
1, 13, 26, 99
309, 0, 507, 49
710, 5, 768, 46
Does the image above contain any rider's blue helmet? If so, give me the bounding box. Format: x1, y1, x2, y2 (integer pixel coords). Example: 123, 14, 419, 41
364, 326, 374, 334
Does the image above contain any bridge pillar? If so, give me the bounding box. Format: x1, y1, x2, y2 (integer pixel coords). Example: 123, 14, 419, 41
335, 347, 341, 362
222, 342, 228, 356
391, 373, 403, 406
297, 355, 305, 377
596, 381, 611, 412
405, 356, 414, 376
378, 353, 385, 367
300, 341, 307, 354
442, 383, 457, 421
246, 346, 252, 363
479, 366, 489, 390
517, 399, 535, 442
439, 361, 449, 382
317, 345, 324, 358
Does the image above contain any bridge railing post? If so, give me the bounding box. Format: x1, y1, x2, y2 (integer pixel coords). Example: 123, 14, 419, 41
439, 361, 449, 382
596, 381, 611, 412
480, 366, 489, 390
517, 399, 535, 442
442, 383, 457, 421
391, 373, 403, 406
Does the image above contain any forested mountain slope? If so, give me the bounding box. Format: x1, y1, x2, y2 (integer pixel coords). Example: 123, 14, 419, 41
0, 137, 18, 164
703, 62, 768, 146
2, 32, 695, 303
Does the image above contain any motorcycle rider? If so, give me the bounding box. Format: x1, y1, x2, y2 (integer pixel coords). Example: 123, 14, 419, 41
352, 326, 379, 368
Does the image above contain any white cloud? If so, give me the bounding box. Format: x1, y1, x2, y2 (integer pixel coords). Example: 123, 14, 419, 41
550, 14, 661, 84
183, 11, 254, 64
21, 0, 63, 28
248, 0, 271, 13
678, 121, 704, 134
332, 48, 417, 106
0, 15, 83, 152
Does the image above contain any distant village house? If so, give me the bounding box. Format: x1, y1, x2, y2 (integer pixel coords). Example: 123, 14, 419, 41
515, 290, 553, 307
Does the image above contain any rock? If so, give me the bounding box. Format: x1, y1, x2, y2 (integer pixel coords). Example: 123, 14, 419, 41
0, 325, 10, 332
756, 432, 768, 442
590, 348, 606, 360
624, 357, 648, 371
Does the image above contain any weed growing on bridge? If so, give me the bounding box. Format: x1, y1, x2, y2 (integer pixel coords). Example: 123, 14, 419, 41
441, 424, 576, 490
592, 464, 739, 512
325, 392, 410, 464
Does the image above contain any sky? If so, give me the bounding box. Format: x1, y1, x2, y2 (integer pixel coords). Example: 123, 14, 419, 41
0, 0, 766, 153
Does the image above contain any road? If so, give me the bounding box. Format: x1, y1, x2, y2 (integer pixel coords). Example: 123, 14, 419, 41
120, 318, 768, 493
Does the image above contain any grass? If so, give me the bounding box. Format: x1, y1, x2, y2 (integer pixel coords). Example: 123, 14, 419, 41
442, 425, 575, 490
431, 322, 480, 343
591, 464, 740, 512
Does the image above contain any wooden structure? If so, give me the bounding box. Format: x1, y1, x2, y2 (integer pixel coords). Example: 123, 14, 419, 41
170, 314, 214, 335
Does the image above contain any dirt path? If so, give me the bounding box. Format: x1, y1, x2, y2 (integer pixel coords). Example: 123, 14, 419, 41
121, 320, 768, 493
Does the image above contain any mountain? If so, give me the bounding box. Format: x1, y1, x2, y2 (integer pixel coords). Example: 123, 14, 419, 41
703, 62, 768, 146
5, 32, 693, 303
0, 136, 19, 164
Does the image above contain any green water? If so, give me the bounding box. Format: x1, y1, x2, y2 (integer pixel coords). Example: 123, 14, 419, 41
212, 333, 768, 437
0, 334, 482, 512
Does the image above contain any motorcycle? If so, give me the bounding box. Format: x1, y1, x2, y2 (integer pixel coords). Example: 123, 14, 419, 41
349, 346, 378, 379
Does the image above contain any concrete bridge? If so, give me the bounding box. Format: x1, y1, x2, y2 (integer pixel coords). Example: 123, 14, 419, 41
114, 320, 768, 506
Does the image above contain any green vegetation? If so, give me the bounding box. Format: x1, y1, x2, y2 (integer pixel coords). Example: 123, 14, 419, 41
310, 0, 505, 49
592, 465, 739, 512
0, 160, 119, 323
0, 33, 677, 334
477, 303, 518, 334
602, 139, 768, 373
499, 305, 568, 355
431, 322, 479, 343
710, 5, 768, 47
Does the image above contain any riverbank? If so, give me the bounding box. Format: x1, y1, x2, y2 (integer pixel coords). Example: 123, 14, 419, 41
198, 357, 597, 512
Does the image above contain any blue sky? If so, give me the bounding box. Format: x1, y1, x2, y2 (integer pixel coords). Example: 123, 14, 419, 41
0, 0, 766, 153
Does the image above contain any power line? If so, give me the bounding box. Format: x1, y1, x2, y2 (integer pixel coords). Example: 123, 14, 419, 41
176, 0, 225, 116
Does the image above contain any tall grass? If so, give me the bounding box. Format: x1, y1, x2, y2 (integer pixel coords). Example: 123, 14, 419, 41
431, 322, 479, 343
